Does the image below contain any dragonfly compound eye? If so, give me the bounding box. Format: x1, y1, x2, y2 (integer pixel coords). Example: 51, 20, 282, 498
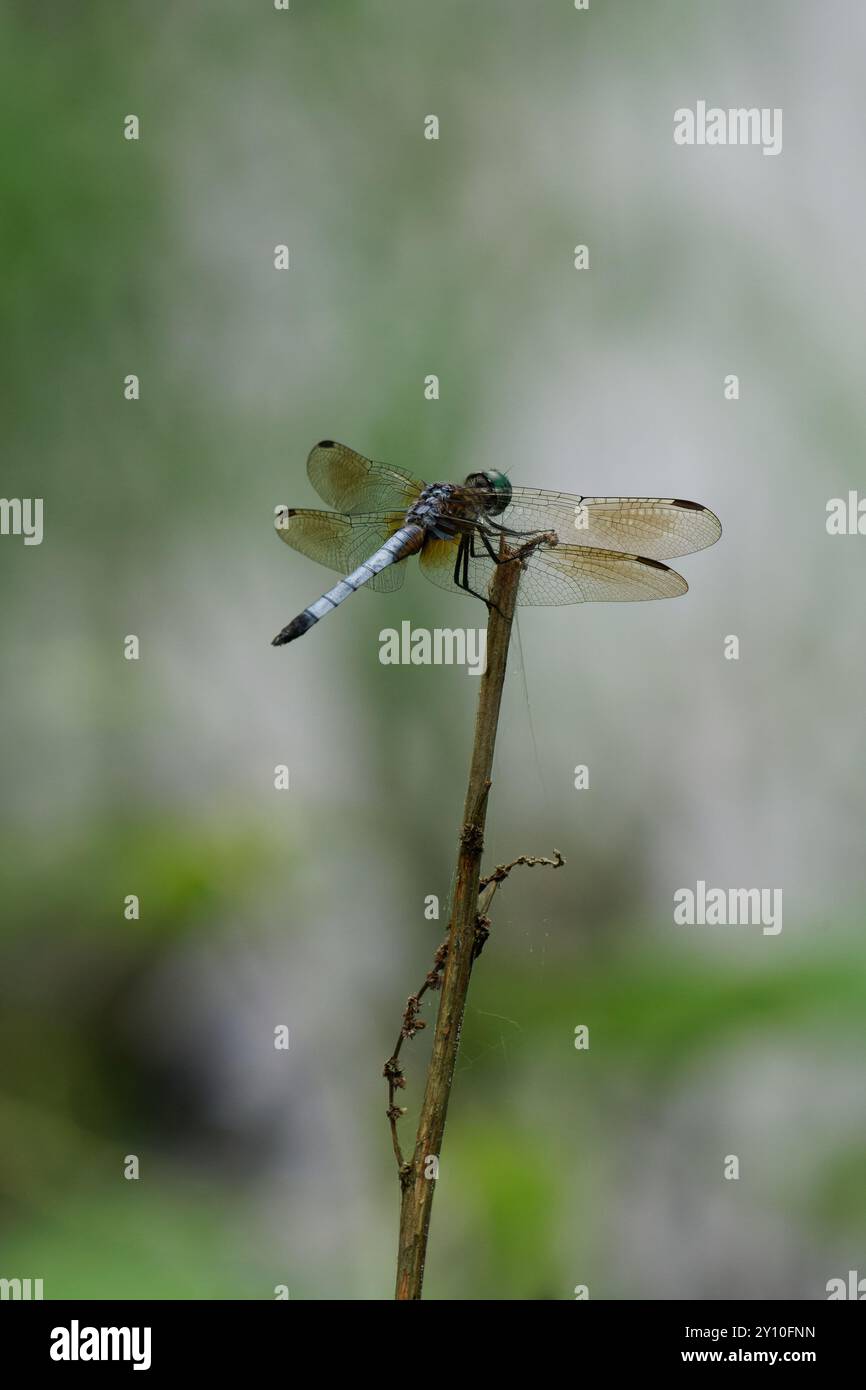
466, 470, 512, 515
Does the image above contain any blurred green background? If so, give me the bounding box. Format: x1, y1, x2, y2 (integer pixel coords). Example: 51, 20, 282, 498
2, 0, 865, 1300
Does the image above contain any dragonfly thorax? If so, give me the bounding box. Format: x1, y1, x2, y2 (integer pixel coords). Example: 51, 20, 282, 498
406, 482, 477, 540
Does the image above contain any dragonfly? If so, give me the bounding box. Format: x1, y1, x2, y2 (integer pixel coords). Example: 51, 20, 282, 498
272, 440, 721, 645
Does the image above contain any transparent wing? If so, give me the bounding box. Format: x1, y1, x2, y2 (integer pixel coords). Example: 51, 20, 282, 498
526, 543, 689, 603
275, 507, 409, 592
472, 486, 721, 560
419, 536, 688, 605
306, 440, 425, 513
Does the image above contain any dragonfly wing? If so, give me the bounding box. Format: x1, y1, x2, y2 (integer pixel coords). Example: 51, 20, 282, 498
520, 543, 688, 604
477, 486, 721, 560
275, 508, 409, 591
306, 440, 425, 513
419, 535, 687, 605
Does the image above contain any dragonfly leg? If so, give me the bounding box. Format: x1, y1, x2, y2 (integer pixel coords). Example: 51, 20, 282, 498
462, 532, 507, 618
452, 533, 466, 587
453, 533, 487, 605
461, 535, 483, 600
476, 527, 509, 565
483, 517, 555, 542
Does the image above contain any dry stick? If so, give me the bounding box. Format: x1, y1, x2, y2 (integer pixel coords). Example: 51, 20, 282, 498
384, 847, 565, 1170
394, 531, 554, 1301
383, 939, 449, 1171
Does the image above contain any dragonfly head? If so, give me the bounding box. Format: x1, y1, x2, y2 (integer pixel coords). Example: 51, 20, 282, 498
465, 470, 512, 516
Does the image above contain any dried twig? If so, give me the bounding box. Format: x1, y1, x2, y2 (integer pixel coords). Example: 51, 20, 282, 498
383, 845, 567, 1173
383, 848, 565, 1170
382, 938, 448, 1171
478, 848, 565, 908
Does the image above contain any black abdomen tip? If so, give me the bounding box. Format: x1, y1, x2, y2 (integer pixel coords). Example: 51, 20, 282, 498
272, 611, 315, 646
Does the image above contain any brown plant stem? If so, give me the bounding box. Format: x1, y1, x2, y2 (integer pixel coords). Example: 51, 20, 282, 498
383, 846, 565, 1172
393, 532, 552, 1300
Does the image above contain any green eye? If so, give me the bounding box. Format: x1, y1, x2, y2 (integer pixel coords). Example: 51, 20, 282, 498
478, 470, 512, 514
485, 470, 511, 498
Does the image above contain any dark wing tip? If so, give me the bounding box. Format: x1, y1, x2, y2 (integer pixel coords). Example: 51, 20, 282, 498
317, 439, 336, 449
640, 556, 673, 571
637, 554, 688, 593
675, 500, 722, 542
672, 498, 722, 544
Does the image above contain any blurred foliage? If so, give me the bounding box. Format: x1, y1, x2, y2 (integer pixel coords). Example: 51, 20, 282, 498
2, 0, 865, 1300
